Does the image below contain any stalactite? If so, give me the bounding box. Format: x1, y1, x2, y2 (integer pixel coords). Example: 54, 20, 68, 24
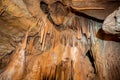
0, 1, 120, 80
0, 10, 102, 79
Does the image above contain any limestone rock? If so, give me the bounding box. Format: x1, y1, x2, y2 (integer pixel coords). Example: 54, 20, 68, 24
0, 0, 120, 80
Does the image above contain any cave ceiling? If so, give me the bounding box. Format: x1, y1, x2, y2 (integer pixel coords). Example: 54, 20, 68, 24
0, 0, 120, 80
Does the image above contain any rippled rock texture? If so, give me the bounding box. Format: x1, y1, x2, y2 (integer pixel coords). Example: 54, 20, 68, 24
0, 0, 120, 80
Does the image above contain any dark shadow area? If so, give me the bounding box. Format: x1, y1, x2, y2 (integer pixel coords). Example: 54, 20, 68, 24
40, 1, 67, 31
47, 14, 66, 31
86, 50, 96, 74
40, 1, 49, 14
70, 8, 104, 23
96, 28, 120, 42
40, 1, 104, 32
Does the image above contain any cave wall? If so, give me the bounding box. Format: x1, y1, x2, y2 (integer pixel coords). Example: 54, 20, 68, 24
0, 0, 120, 80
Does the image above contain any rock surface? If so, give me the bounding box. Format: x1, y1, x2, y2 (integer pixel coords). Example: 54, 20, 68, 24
103, 6, 120, 35
0, 0, 120, 80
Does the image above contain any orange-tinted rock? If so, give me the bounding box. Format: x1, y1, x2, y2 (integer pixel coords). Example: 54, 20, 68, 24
0, 0, 120, 80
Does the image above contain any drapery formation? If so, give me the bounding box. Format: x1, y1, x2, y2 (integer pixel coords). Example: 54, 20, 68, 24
0, 0, 120, 80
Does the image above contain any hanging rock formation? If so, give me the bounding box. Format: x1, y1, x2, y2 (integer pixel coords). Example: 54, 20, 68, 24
0, 0, 120, 80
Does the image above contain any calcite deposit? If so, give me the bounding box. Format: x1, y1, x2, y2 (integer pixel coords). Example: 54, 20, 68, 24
0, 0, 120, 80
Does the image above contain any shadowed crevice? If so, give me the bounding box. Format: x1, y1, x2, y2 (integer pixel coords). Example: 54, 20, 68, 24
86, 50, 96, 74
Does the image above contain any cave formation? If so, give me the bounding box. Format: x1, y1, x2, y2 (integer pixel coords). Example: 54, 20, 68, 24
0, 0, 120, 80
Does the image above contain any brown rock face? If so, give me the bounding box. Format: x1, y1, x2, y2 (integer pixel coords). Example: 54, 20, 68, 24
0, 0, 120, 80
